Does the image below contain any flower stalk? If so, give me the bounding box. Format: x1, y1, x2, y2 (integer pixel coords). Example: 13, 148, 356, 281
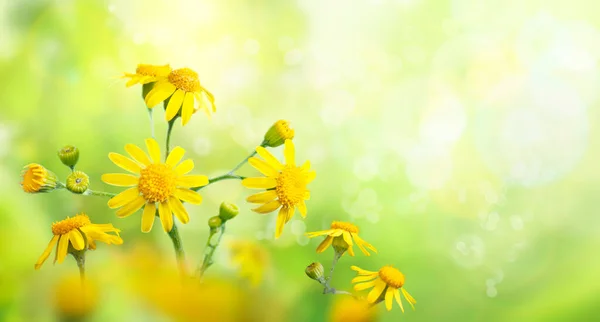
167, 222, 188, 277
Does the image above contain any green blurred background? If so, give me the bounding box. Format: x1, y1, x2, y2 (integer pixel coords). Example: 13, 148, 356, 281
1, 0, 600, 321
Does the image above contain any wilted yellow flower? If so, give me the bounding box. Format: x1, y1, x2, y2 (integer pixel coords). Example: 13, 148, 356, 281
329, 297, 378, 322
351, 265, 416, 312
242, 139, 315, 238
102, 138, 208, 232
229, 240, 270, 286
144, 67, 216, 125
53, 275, 99, 320
20, 163, 58, 193
306, 221, 377, 257
123, 64, 171, 87
35, 213, 122, 270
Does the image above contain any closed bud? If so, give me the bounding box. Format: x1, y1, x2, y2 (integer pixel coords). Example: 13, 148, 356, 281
305, 262, 325, 282
218, 202, 239, 222
66, 171, 90, 194
21, 164, 59, 193
262, 120, 294, 148
332, 236, 349, 256
208, 216, 222, 230
58, 145, 79, 169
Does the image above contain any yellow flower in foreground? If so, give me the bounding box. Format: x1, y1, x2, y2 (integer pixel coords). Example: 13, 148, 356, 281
102, 138, 208, 232
54, 275, 99, 320
329, 297, 378, 322
229, 240, 270, 286
242, 139, 315, 238
35, 213, 122, 270
123, 64, 171, 87
21, 163, 58, 193
306, 221, 377, 257
144, 67, 216, 125
351, 265, 416, 312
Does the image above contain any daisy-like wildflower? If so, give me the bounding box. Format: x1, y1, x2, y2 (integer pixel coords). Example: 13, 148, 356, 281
242, 139, 315, 238
351, 265, 416, 312
229, 240, 270, 286
21, 163, 58, 193
123, 64, 171, 87
329, 297, 378, 322
306, 221, 377, 257
144, 67, 216, 125
35, 213, 123, 270
102, 138, 209, 232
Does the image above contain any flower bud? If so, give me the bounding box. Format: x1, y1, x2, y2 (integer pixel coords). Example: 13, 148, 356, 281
262, 120, 294, 148
305, 262, 325, 282
208, 216, 222, 230
66, 171, 90, 194
57, 145, 79, 169
218, 202, 239, 222
332, 236, 349, 256
21, 164, 59, 193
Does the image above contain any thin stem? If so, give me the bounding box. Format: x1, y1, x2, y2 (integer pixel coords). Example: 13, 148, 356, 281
192, 174, 245, 192
329, 251, 342, 280
165, 118, 176, 160
228, 150, 257, 175
148, 109, 155, 139
197, 224, 226, 280
72, 250, 86, 285
167, 222, 187, 277
83, 190, 116, 198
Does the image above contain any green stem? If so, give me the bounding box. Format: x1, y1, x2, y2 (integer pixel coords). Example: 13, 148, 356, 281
197, 224, 226, 280
228, 150, 258, 175
84, 190, 116, 197
165, 118, 176, 160
71, 250, 86, 285
192, 174, 245, 192
148, 109, 155, 139
329, 251, 342, 280
167, 222, 187, 276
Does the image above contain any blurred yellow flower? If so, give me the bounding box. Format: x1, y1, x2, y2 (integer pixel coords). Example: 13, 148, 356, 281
242, 139, 315, 238
351, 265, 416, 312
53, 274, 99, 320
229, 240, 270, 286
306, 221, 377, 256
144, 67, 216, 125
102, 138, 208, 232
35, 213, 122, 270
20, 163, 58, 193
329, 297, 378, 322
123, 64, 171, 87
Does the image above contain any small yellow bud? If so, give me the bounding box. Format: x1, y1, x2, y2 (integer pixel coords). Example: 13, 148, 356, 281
208, 216, 222, 229
66, 171, 90, 194
20, 164, 59, 193
263, 120, 295, 148
218, 202, 239, 222
57, 145, 80, 168
305, 262, 325, 281
332, 236, 349, 255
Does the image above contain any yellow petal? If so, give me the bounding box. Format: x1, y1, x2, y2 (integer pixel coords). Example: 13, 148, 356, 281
101, 173, 139, 187
181, 91, 194, 125
125, 75, 139, 87
145, 138, 161, 163
166, 146, 186, 167
275, 208, 287, 239
284, 206, 294, 223
353, 280, 377, 291
298, 201, 307, 218
116, 196, 146, 218
353, 234, 377, 255
246, 190, 278, 204
300, 160, 311, 171
402, 288, 417, 308
305, 229, 332, 238
347, 244, 356, 256
352, 275, 378, 284
145, 81, 176, 108
35, 235, 59, 270
169, 196, 189, 224
367, 279, 386, 304
56, 235, 69, 264
175, 159, 194, 175
256, 146, 283, 170
141, 203, 156, 233
316, 236, 333, 253
159, 201, 173, 232
248, 157, 278, 177
251, 199, 281, 214
306, 171, 316, 183
177, 175, 208, 188
174, 188, 203, 204
107, 187, 140, 209
385, 287, 395, 311
69, 230, 85, 251
242, 177, 277, 189
394, 288, 405, 313
351, 266, 378, 276
342, 231, 353, 246
125, 144, 151, 165
283, 139, 295, 166
109, 153, 141, 173
165, 89, 185, 121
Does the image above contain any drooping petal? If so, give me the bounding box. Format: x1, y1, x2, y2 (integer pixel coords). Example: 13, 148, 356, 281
166, 146, 185, 167
175, 159, 194, 175
367, 279, 386, 304
69, 230, 85, 251
107, 187, 140, 209
242, 177, 277, 189
256, 146, 283, 170
116, 195, 146, 218
401, 288, 417, 309
275, 208, 288, 238
353, 280, 377, 291
316, 236, 333, 253
109, 153, 141, 173
246, 190, 278, 204
169, 196, 189, 224
342, 231, 354, 246
35, 235, 59, 270
351, 266, 378, 276
181, 92, 194, 125
251, 199, 281, 214
305, 229, 333, 238
248, 157, 278, 177
385, 287, 395, 311
141, 203, 156, 233
297, 201, 307, 218
352, 274, 378, 284
158, 201, 173, 232
145, 81, 176, 108
394, 288, 405, 313
174, 188, 203, 204
283, 139, 296, 166
347, 244, 356, 256
145, 138, 161, 163
125, 144, 151, 166
101, 174, 139, 187
353, 234, 377, 255
306, 171, 316, 183
176, 175, 208, 188
56, 235, 70, 264
165, 89, 185, 121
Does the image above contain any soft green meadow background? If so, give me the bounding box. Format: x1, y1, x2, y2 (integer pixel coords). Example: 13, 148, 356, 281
1, 0, 600, 321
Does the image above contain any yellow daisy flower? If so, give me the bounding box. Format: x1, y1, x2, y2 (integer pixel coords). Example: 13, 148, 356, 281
144, 67, 216, 125
229, 240, 270, 286
101, 138, 209, 233
242, 139, 315, 238
306, 221, 377, 257
351, 265, 417, 312
123, 64, 171, 87
329, 297, 378, 322
20, 163, 58, 193
53, 275, 99, 320
35, 213, 123, 270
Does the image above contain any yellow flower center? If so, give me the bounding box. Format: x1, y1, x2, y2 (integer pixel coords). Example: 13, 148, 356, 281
138, 164, 176, 203
276, 165, 307, 207
136, 64, 171, 77
52, 214, 91, 235
330, 221, 359, 233
378, 266, 405, 289
168, 68, 201, 92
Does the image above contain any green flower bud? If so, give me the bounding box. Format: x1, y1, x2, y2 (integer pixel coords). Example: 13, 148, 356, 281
305, 262, 325, 282
332, 236, 349, 256
262, 120, 294, 148
66, 171, 89, 194
208, 216, 222, 230
218, 202, 239, 222
58, 145, 79, 169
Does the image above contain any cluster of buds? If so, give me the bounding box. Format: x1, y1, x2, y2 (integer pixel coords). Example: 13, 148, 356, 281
208, 202, 240, 233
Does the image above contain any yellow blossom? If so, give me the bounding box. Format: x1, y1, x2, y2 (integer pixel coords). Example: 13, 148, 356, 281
351, 265, 416, 312
329, 297, 378, 322
229, 240, 270, 286
306, 221, 377, 256
123, 64, 171, 87
20, 163, 58, 193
